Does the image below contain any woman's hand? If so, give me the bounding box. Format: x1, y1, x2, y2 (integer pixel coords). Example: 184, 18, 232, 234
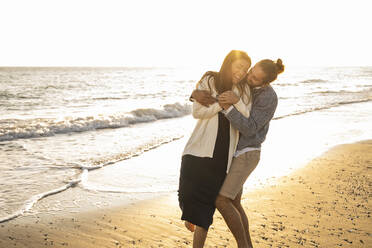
218, 102, 232, 110
218, 91, 239, 105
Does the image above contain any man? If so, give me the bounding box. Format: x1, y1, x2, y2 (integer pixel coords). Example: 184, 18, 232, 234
191, 59, 284, 247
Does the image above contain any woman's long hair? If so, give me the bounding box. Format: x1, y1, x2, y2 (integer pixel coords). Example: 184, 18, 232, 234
197, 50, 251, 101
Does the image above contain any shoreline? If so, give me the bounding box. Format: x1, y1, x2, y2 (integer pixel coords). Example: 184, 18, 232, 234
1, 140, 371, 247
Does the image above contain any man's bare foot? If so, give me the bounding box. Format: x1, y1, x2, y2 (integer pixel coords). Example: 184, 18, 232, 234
184, 221, 195, 232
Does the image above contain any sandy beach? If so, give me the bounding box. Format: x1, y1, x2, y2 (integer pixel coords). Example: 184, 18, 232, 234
1, 140, 371, 247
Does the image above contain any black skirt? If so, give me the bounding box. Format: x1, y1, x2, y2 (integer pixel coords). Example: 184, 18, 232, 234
178, 112, 230, 230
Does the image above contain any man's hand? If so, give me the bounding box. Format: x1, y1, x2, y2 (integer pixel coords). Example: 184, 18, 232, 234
191, 90, 217, 107
218, 91, 239, 105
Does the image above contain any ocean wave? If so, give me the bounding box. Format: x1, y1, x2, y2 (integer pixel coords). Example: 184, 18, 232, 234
0, 103, 191, 142
300, 79, 328, 84
314, 90, 349, 94
274, 99, 372, 120
0, 91, 16, 99
81, 135, 183, 169
92, 97, 125, 100
0, 134, 184, 223
314, 88, 372, 94
0, 178, 81, 224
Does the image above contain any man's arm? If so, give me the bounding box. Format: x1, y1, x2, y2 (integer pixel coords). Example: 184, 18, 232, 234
225, 90, 277, 137
190, 90, 216, 107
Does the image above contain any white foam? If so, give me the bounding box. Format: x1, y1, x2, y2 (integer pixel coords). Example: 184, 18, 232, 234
0, 102, 191, 142
0, 179, 81, 223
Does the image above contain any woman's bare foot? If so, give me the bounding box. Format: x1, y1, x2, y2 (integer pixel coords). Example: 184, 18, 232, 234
184, 221, 195, 232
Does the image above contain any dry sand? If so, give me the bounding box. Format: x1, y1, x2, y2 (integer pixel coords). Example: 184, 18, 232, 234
0, 140, 371, 247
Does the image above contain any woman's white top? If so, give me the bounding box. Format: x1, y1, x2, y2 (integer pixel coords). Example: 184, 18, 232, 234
182, 75, 252, 173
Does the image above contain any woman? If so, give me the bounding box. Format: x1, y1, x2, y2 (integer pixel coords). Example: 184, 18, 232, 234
178, 50, 252, 248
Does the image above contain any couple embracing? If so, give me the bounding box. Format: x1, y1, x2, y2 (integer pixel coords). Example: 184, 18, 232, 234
178, 50, 284, 248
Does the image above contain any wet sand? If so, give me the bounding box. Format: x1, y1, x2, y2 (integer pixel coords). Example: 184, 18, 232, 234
0, 140, 371, 247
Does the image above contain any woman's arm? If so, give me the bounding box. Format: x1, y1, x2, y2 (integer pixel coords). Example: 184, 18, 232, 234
192, 101, 222, 119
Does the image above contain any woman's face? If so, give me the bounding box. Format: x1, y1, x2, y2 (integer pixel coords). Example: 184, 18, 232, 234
246, 65, 266, 87
231, 59, 251, 84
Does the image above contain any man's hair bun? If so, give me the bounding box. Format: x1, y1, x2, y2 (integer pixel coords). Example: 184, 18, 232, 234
276, 59, 285, 74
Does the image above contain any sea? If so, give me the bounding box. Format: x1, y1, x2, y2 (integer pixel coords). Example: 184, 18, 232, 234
0, 66, 371, 223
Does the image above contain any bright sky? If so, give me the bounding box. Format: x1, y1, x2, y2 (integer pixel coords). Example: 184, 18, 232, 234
1, 0, 371, 67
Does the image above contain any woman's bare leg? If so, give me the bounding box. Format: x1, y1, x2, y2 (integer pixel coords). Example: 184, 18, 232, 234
193, 225, 208, 248
232, 189, 253, 248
